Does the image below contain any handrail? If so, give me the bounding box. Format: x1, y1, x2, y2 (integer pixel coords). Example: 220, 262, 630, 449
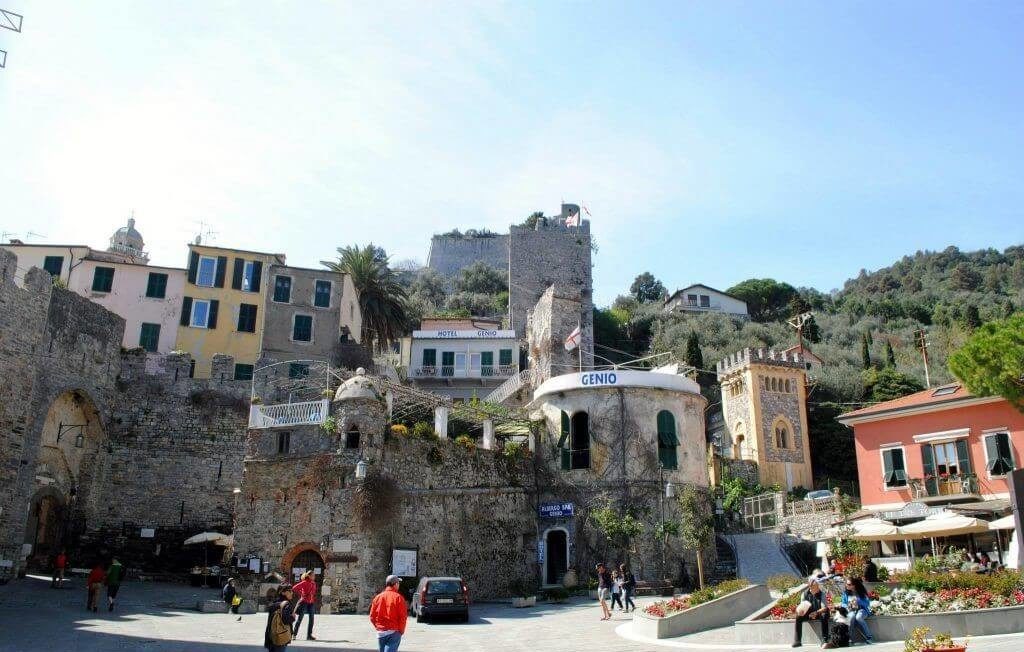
248, 399, 328, 429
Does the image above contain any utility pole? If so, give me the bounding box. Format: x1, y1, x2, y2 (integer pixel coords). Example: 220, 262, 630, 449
915, 329, 931, 388
786, 311, 813, 354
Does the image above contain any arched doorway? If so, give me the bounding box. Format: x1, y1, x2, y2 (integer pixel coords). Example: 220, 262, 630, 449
544, 529, 568, 586
24, 489, 66, 567
284, 545, 325, 602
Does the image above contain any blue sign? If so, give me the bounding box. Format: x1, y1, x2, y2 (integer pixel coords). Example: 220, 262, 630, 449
539, 502, 574, 518
537, 540, 545, 564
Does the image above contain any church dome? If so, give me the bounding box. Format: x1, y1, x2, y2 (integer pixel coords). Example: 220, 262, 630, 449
109, 217, 146, 258
334, 368, 380, 402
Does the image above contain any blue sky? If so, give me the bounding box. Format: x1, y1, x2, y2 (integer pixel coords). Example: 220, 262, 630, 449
1, 1, 1022, 306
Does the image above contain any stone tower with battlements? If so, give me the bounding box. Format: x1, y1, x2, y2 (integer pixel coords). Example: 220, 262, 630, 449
716, 348, 814, 490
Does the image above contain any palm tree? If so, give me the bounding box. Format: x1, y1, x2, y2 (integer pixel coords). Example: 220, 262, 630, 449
322, 244, 408, 351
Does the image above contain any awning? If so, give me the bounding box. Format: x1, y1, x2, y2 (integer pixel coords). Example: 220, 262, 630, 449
989, 515, 1017, 530
184, 531, 232, 546
821, 517, 906, 541
900, 510, 991, 538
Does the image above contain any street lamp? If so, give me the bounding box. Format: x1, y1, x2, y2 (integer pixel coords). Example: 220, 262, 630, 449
355, 460, 368, 480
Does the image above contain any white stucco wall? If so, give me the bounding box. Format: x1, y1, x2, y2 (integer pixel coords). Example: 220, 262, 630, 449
0, 245, 90, 286
665, 285, 748, 317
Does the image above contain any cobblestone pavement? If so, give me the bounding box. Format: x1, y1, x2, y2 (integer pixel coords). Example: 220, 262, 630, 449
1, 575, 1022, 652
727, 533, 800, 584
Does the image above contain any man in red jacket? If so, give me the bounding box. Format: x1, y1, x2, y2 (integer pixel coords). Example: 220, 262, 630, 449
291, 571, 318, 640
369, 575, 407, 652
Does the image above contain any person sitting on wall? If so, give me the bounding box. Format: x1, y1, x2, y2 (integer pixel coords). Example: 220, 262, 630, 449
792, 578, 830, 648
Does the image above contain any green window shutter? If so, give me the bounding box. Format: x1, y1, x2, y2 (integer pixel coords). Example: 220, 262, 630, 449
658, 445, 677, 470
891, 448, 907, 485
187, 251, 199, 284
985, 435, 1001, 474
92, 267, 114, 292
481, 351, 493, 366
442, 352, 454, 366
556, 411, 570, 448
139, 323, 160, 352
561, 448, 571, 471
250, 261, 263, 292
882, 449, 895, 486
499, 349, 513, 366
234, 363, 254, 381
955, 439, 972, 476
214, 256, 228, 288
180, 297, 193, 326
422, 349, 436, 366
922, 445, 937, 495
231, 258, 244, 290
999, 433, 1016, 471
207, 299, 219, 329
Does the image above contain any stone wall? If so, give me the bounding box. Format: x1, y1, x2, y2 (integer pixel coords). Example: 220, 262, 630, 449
509, 219, 593, 341
526, 285, 595, 383
426, 233, 509, 278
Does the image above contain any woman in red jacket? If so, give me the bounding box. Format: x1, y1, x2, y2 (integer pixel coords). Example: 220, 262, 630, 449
369, 575, 408, 652
291, 571, 318, 640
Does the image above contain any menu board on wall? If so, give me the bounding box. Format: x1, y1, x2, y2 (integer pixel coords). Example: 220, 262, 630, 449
391, 548, 417, 577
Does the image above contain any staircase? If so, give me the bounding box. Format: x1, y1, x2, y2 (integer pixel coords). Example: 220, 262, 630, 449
709, 535, 737, 584
727, 532, 802, 584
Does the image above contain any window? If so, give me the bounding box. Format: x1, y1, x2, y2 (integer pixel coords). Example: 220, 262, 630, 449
288, 362, 310, 378
481, 351, 494, 376
657, 410, 678, 469
242, 261, 256, 291
273, 275, 292, 302
189, 359, 196, 378
277, 431, 291, 454
185, 298, 218, 329
237, 303, 258, 333
984, 432, 1016, 477
699, 294, 711, 308
139, 323, 161, 352
314, 280, 332, 308
932, 385, 960, 397
686, 293, 698, 306
499, 348, 513, 366
145, 272, 168, 298
922, 439, 972, 495
91, 266, 114, 292
231, 258, 262, 292
774, 425, 789, 449
196, 256, 218, 287
557, 411, 591, 471
441, 351, 455, 377
42, 256, 63, 277
292, 314, 313, 342
882, 447, 908, 489
422, 348, 436, 367
784, 379, 792, 393
233, 363, 254, 381
345, 427, 360, 449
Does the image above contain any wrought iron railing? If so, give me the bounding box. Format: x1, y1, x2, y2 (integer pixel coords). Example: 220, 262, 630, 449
248, 399, 329, 429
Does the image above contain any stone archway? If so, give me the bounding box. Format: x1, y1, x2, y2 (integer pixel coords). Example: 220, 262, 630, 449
24, 487, 67, 568
282, 543, 325, 602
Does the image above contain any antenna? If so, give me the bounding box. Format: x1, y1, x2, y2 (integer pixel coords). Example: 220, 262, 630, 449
0, 8, 24, 70
786, 311, 813, 353
25, 231, 46, 240
192, 219, 219, 246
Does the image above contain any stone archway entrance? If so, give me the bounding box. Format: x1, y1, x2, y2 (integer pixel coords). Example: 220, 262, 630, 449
544, 529, 568, 586
24, 489, 66, 567
283, 544, 325, 602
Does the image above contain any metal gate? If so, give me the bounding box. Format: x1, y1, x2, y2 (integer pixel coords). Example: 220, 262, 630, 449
742, 492, 778, 531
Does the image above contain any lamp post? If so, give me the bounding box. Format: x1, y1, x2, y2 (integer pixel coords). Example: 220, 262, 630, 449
659, 462, 676, 579
355, 460, 368, 480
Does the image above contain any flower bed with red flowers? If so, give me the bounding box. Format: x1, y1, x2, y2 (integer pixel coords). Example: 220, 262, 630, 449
642, 579, 750, 618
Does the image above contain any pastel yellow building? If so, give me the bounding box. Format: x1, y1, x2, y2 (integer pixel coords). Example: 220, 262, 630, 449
715, 348, 815, 490
175, 243, 285, 378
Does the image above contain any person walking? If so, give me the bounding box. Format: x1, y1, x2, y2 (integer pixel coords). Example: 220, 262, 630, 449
610, 570, 624, 611
291, 571, 318, 640
841, 577, 873, 645
105, 557, 124, 612
223, 578, 243, 621
52, 549, 67, 588
369, 575, 408, 652
595, 563, 612, 621
862, 557, 878, 583
620, 564, 636, 613
264, 584, 296, 651
86, 562, 106, 613
792, 578, 830, 648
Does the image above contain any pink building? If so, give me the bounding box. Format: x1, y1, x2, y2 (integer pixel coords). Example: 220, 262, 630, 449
838, 383, 1023, 511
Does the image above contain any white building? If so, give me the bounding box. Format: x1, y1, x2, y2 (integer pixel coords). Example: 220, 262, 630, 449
407, 318, 520, 400
663, 284, 749, 319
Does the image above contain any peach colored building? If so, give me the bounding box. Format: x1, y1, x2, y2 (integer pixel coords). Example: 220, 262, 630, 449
838, 383, 1024, 511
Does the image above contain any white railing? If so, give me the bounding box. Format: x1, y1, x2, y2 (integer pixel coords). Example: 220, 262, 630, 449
410, 365, 518, 380
484, 367, 535, 405
248, 399, 329, 429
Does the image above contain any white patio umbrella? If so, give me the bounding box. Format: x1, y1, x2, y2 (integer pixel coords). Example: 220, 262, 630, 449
989, 515, 1016, 530
901, 510, 991, 538
183, 531, 231, 573
822, 518, 906, 541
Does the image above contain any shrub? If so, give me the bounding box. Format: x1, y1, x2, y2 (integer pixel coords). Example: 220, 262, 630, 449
412, 421, 437, 439
876, 565, 890, 582
454, 435, 476, 451
502, 440, 530, 459
645, 578, 751, 616
321, 415, 337, 433
767, 573, 802, 593
390, 424, 409, 437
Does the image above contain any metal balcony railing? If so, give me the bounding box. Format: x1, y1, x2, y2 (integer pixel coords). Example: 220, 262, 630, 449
248, 399, 329, 429
410, 365, 518, 380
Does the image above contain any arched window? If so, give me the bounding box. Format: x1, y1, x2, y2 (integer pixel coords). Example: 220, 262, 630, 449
732, 421, 746, 459
770, 377, 778, 392
772, 417, 794, 449
657, 410, 678, 469
557, 410, 590, 470
785, 378, 791, 393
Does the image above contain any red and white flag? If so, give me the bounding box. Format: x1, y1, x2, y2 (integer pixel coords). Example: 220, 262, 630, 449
565, 207, 580, 227
564, 325, 582, 351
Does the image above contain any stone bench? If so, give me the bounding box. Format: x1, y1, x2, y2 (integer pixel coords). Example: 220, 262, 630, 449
634, 581, 674, 597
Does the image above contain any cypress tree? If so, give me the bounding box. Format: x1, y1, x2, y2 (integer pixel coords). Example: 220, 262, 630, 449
885, 340, 896, 368
685, 331, 704, 372
861, 333, 872, 370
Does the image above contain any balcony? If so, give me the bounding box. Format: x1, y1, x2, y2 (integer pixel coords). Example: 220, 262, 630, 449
411, 365, 518, 380
907, 474, 980, 501
249, 399, 329, 429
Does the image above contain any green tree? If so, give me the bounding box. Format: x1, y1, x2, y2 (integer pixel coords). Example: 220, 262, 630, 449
685, 332, 704, 372
885, 340, 896, 368
948, 313, 1024, 412
589, 499, 644, 560
408, 267, 448, 306
950, 262, 982, 291
1003, 300, 1017, 319
726, 278, 799, 322
803, 315, 822, 344
630, 272, 667, 303
963, 304, 982, 330
861, 332, 872, 370
677, 485, 714, 588
862, 367, 924, 402
521, 211, 545, 229
455, 261, 507, 295
322, 244, 408, 350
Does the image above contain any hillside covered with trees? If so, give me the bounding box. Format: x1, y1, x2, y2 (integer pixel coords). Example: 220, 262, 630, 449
595, 244, 1024, 490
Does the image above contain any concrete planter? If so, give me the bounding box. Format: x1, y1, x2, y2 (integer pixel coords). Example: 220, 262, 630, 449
632, 584, 770, 639
735, 593, 1024, 645
588, 589, 599, 600
512, 596, 537, 608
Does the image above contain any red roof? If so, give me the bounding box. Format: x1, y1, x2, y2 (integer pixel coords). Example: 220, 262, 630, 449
838, 383, 983, 422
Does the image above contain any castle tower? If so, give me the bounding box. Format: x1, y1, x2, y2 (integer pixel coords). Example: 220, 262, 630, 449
716, 348, 814, 490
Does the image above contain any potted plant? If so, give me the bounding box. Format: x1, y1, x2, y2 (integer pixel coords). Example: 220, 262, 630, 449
511, 580, 538, 608
904, 627, 967, 652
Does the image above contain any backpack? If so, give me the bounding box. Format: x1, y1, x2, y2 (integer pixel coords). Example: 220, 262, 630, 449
269, 605, 292, 646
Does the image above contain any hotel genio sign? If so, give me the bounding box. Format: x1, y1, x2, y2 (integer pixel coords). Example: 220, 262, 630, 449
413, 329, 516, 339
539, 502, 574, 518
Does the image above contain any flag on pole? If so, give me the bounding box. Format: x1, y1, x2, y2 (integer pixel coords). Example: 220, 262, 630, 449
564, 325, 582, 351
564, 206, 580, 227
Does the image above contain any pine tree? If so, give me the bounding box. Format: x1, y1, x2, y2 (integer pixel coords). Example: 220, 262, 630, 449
861, 332, 872, 370
885, 340, 896, 368
964, 304, 982, 330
